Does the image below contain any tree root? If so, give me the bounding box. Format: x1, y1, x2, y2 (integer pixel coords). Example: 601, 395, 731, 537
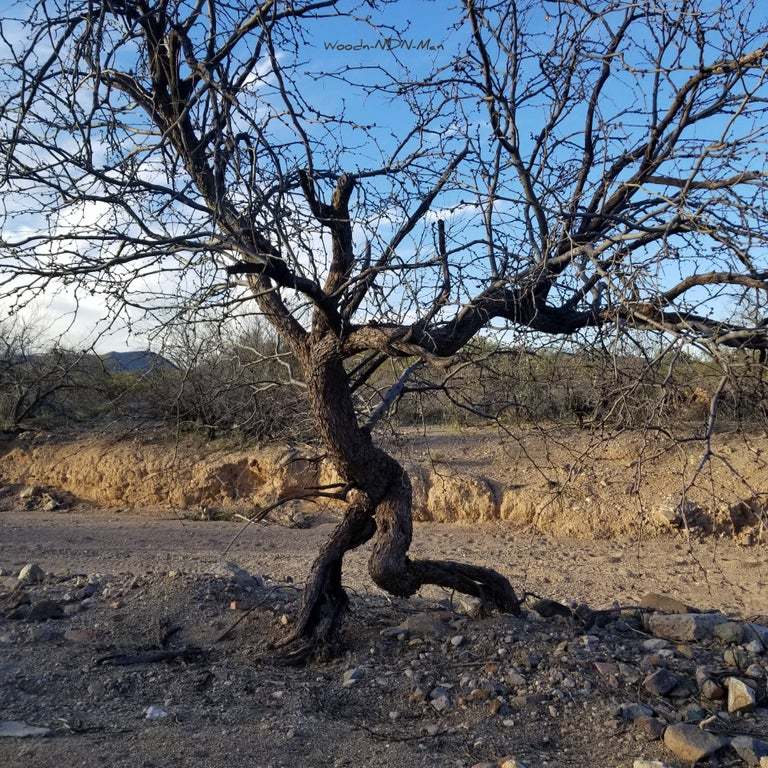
270, 499, 375, 665
368, 466, 521, 614
270, 461, 520, 665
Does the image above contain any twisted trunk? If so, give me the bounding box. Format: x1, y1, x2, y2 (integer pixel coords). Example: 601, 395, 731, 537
273, 336, 520, 663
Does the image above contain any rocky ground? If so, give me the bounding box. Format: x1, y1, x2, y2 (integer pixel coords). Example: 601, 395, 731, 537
1, 504, 768, 768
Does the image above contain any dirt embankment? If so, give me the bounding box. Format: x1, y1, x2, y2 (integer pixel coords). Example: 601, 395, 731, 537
0, 437, 317, 511
0, 428, 766, 541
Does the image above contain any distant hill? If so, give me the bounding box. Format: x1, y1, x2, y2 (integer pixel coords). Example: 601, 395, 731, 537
101, 351, 176, 374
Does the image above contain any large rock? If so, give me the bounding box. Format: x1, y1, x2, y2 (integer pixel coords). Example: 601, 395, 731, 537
663, 723, 727, 763
647, 612, 727, 642
426, 474, 498, 523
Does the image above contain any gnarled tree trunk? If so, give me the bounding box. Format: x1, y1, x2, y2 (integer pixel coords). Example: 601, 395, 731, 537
273, 336, 520, 664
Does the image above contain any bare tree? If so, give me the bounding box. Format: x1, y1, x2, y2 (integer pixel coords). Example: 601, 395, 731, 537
1, 0, 767, 660
0, 315, 101, 432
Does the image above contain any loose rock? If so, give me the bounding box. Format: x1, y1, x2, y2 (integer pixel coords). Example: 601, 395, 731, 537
618, 702, 655, 721
714, 621, 744, 644
663, 723, 727, 762
731, 736, 768, 766
499, 758, 529, 768
647, 613, 727, 642
17, 563, 44, 584
727, 677, 756, 713
644, 668, 679, 696
342, 667, 365, 688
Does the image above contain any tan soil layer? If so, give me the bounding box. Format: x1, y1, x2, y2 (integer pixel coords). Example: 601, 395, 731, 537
1, 425, 766, 540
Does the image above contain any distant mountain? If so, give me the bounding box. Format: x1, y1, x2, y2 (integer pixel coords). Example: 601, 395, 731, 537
102, 351, 177, 373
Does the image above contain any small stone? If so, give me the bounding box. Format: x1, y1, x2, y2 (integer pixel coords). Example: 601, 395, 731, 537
640, 593, 692, 614
505, 670, 526, 687
633, 761, 672, 768
618, 702, 654, 721
682, 703, 707, 723
642, 638, 670, 651
746, 639, 765, 654
700, 678, 726, 700
594, 661, 619, 678
450, 635, 465, 647
143, 705, 168, 720
727, 677, 756, 713
499, 758, 528, 768
17, 563, 44, 584
745, 663, 764, 679
647, 613, 727, 642
724, 647, 750, 668
731, 736, 768, 766
458, 595, 485, 619
430, 694, 451, 713
644, 669, 680, 696
342, 667, 364, 688
715, 621, 745, 644
396, 612, 450, 637
663, 723, 727, 762
618, 663, 642, 684
579, 634, 600, 652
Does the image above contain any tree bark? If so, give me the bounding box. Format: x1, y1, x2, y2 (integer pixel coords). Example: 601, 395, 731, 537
273, 335, 520, 663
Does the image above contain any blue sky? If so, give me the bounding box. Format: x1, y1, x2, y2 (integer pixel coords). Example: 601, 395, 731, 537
0, 0, 765, 353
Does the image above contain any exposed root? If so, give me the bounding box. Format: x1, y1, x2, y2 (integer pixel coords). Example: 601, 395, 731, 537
271, 498, 375, 665
368, 465, 521, 614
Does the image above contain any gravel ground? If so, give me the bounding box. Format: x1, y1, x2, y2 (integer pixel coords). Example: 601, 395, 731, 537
1, 508, 768, 768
